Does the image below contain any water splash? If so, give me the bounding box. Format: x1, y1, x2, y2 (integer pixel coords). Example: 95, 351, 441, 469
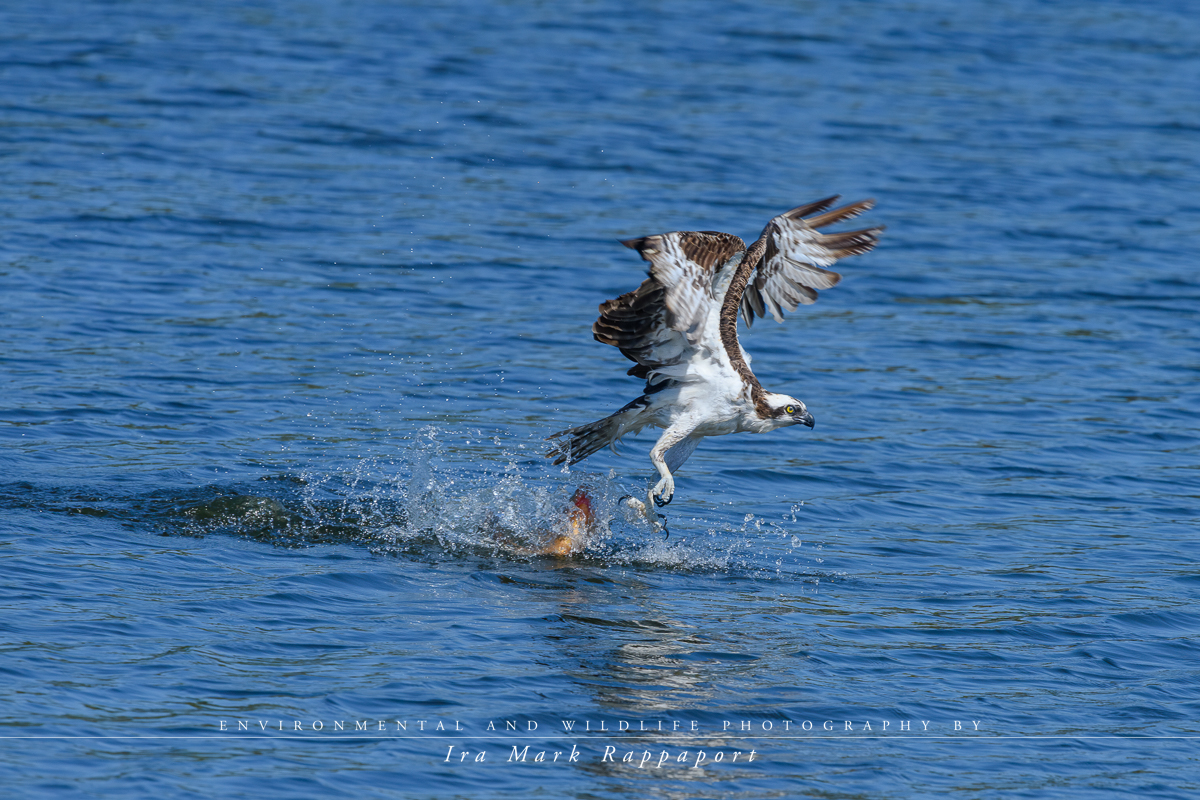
162, 426, 828, 577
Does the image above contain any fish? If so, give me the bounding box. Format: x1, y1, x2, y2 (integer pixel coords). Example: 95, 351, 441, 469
538, 488, 598, 556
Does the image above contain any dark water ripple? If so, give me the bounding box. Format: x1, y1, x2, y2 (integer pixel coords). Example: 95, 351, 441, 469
3, 0, 1200, 797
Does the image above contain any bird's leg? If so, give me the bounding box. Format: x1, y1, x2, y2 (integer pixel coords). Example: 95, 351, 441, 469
648, 424, 693, 508
619, 424, 694, 530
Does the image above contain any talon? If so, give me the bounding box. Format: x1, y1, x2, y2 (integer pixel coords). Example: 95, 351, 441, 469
650, 476, 675, 509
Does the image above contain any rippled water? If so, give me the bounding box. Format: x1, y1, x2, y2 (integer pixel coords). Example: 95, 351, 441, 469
3, 0, 1199, 797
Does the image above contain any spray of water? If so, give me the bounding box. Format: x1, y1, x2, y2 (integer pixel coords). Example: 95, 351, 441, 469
173, 426, 831, 578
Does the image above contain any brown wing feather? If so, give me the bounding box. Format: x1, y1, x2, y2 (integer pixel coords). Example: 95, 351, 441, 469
592, 278, 683, 377
593, 230, 745, 385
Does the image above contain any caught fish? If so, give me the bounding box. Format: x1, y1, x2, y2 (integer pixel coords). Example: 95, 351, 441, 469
538, 488, 597, 556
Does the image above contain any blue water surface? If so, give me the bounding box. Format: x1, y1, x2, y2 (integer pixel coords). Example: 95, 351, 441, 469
2, 0, 1199, 797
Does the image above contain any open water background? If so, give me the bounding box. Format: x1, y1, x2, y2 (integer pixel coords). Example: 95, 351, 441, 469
2, 0, 1199, 797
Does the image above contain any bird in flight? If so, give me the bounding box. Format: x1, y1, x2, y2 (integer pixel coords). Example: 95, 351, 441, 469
547, 196, 882, 518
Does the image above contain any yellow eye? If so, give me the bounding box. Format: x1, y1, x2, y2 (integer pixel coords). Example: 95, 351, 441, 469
785, 405, 795, 414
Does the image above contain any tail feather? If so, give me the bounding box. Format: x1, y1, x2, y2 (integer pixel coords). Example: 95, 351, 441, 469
548, 393, 655, 465
546, 415, 624, 465
547, 395, 654, 465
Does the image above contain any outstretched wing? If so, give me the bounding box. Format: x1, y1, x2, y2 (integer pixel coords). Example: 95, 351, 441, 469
740, 197, 883, 326
591, 230, 745, 386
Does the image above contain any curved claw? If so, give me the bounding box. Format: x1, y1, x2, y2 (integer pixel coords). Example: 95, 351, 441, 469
651, 475, 675, 509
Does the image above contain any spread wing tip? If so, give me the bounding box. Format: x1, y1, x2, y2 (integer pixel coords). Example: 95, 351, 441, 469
819, 225, 884, 258
804, 198, 877, 228
781, 195, 841, 220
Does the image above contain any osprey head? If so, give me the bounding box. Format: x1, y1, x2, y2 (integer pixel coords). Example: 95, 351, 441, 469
765, 393, 815, 429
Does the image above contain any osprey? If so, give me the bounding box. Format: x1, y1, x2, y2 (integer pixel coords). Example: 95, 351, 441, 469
547, 196, 882, 515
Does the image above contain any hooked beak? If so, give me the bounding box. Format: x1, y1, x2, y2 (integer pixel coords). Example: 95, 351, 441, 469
798, 411, 815, 429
